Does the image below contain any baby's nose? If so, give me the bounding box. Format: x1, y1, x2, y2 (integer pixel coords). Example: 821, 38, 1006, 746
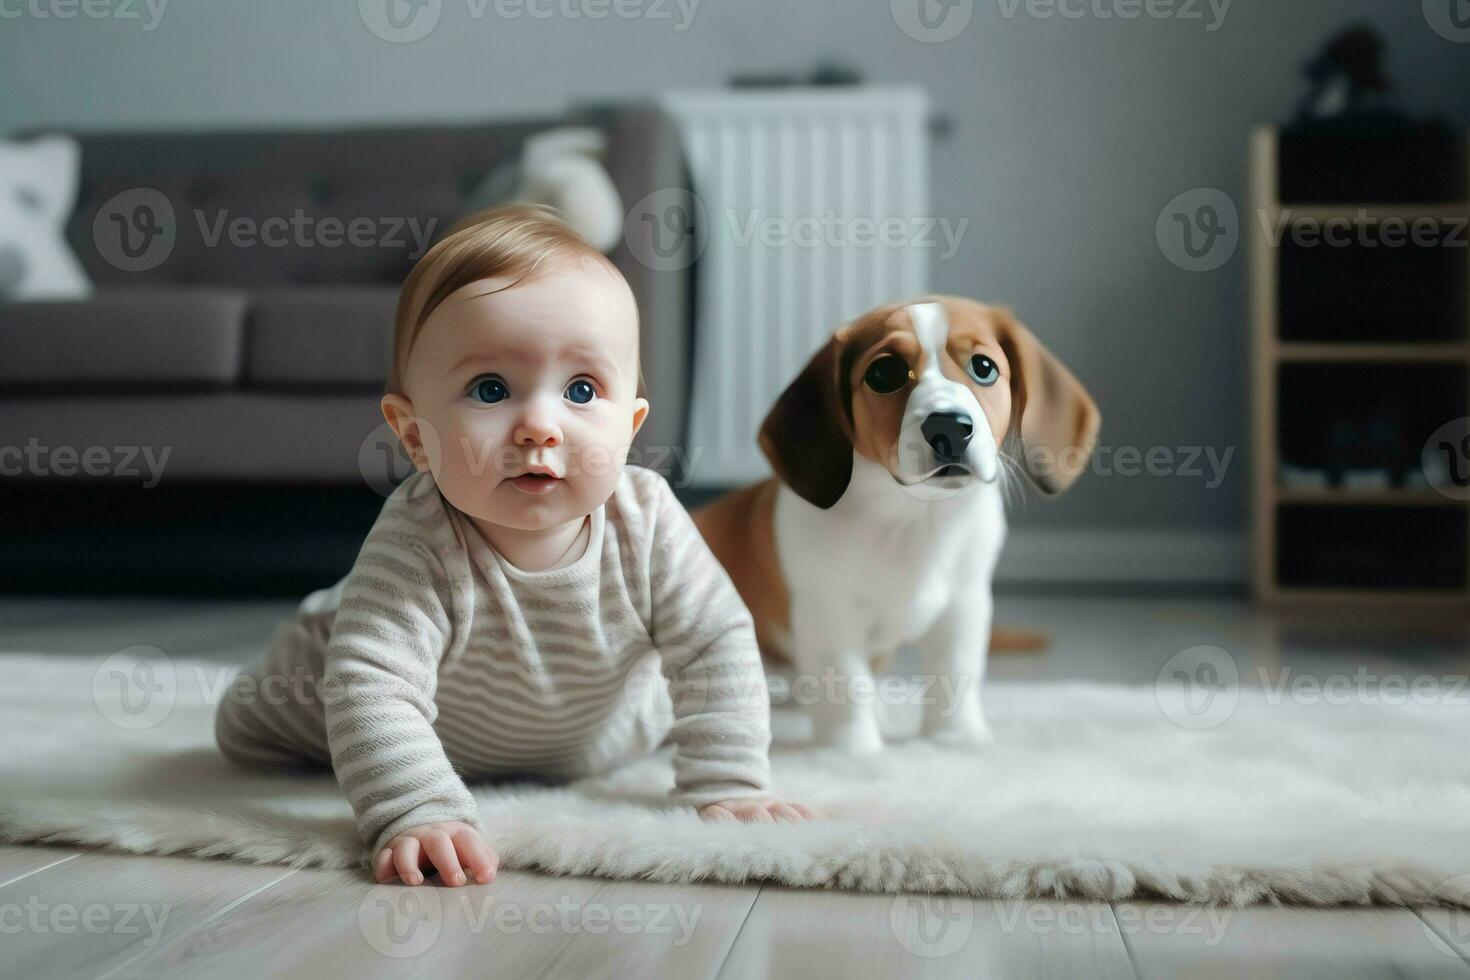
514, 405, 563, 447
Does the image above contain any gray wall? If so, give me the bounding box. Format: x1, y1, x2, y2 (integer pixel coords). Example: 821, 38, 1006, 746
4, 0, 1469, 543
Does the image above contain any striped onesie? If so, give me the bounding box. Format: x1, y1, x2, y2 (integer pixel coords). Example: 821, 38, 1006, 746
215, 464, 772, 853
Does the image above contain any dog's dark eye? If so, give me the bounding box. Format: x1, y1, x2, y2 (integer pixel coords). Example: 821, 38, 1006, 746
968, 354, 1000, 387
863, 354, 910, 394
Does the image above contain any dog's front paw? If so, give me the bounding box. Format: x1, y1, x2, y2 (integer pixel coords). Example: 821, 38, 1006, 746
813, 717, 886, 755
923, 717, 994, 751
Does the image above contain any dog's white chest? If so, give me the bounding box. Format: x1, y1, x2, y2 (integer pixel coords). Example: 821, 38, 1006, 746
771, 461, 1006, 657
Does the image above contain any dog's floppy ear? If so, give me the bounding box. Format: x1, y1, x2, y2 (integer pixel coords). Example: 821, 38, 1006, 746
993, 308, 1100, 495
758, 333, 854, 509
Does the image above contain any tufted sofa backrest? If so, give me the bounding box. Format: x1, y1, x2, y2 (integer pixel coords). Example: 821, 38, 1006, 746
59, 119, 556, 288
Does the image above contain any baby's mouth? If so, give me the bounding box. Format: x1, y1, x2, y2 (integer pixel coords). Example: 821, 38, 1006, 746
508, 471, 563, 495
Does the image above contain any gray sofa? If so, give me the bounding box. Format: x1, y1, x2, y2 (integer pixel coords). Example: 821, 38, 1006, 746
0, 108, 694, 593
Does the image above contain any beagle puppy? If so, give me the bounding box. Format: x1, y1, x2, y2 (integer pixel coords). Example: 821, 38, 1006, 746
693, 296, 1100, 753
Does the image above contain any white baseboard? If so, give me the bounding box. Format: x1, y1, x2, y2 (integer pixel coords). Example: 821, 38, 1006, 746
996, 529, 1247, 586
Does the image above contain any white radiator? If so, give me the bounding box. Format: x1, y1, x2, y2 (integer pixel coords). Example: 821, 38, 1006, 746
658, 87, 932, 487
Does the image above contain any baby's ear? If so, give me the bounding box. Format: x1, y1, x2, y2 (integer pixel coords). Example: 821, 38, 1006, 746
380, 394, 438, 473
630, 397, 650, 439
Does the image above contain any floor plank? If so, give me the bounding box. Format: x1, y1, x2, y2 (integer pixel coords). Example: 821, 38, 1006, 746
1117, 903, 1470, 980
0, 846, 80, 888
112, 866, 759, 980
718, 889, 1136, 979
0, 850, 298, 980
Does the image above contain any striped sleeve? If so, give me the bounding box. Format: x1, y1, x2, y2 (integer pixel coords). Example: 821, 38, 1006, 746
645, 474, 773, 807
319, 495, 480, 854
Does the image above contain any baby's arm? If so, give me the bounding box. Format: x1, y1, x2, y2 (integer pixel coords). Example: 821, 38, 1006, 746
645, 476, 818, 823
319, 522, 495, 884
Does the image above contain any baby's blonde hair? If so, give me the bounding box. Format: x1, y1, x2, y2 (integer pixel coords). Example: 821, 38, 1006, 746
389, 203, 641, 395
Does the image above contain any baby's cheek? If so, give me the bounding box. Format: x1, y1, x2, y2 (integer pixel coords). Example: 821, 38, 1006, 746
437, 414, 507, 482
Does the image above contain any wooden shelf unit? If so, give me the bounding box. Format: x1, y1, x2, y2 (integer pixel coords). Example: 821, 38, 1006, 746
1249, 125, 1470, 608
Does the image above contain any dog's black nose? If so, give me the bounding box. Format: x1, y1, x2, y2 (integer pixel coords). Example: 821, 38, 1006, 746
921, 412, 973, 462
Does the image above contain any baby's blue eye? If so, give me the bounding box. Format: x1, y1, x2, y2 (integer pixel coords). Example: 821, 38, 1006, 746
566, 379, 596, 405
471, 377, 508, 404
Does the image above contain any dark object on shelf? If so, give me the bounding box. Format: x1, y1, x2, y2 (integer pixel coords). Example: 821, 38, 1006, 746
1279, 24, 1466, 203
1291, 23, 1390, 127
1278, 364, 1465, 488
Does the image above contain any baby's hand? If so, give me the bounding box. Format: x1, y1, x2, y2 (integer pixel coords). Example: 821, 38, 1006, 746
372, 821, 498, 886
698, 797, 821, 823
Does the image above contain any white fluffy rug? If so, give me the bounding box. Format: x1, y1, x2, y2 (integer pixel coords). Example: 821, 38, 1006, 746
5, 652, 1470, 908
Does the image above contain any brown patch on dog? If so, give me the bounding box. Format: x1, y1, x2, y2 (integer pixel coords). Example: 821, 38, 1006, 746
690, 479, 791, 658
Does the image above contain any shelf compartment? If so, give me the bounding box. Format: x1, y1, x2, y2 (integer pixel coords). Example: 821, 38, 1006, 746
1278, 128, 1467, 204
1276, 362, 1468, 487
1277, 221, 1468, 343
1276, 503, 1468, 592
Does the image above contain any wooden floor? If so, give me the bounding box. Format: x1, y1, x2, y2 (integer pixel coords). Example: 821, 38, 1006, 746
3, 594, 1470, 979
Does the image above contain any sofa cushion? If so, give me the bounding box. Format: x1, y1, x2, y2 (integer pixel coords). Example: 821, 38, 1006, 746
0, 288, 246, 388
245, 288, 396, 389
0, 392, 393, 483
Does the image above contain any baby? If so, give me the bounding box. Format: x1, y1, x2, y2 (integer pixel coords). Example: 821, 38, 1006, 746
216, 204, 816, 887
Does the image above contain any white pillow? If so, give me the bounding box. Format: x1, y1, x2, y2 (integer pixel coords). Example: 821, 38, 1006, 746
466, 127, 625, 254
517, 128, 624, 253
0, 135, 92, 302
